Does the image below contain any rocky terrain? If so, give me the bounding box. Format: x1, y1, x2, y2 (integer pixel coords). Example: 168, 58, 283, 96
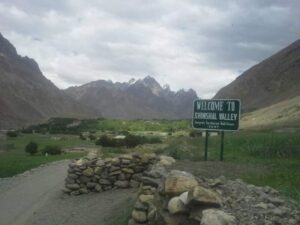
214, 39, 300, 113
65, 76, 198, 119
129, 165, 300, 225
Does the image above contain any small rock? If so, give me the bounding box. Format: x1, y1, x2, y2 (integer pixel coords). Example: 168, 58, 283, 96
122, 168, 134, 174
130, 179, 140, 188
254, 202, 268, 209
99, 179, 111, 185
168, 196, 188, 214
139, 194, 154, 203
201, 209, 237, 225
132, 210, 147, 223
66, 183, 80, 190
87, 182, 97, 189
82, 167, 94, 177
115, 180, 129, 188
94, 184, 103, 192
134, 200, 148, 211
141, 176, 160, 188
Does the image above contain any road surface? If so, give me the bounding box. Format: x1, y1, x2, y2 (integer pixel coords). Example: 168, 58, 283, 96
0, 160, 136, 225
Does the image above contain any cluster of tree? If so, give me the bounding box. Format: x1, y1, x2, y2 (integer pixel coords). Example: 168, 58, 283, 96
24, 142, 62, 156
95, 134, 162, 148
6, 130, 18, 137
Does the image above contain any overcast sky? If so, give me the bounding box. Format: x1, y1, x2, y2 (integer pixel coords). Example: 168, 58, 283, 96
0, 0, 299, 98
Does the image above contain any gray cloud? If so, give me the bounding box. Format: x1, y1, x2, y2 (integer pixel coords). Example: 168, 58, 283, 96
0, 0, 299, 98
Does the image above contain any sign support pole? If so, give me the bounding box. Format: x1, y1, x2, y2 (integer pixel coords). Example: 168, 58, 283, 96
204, 130, 208, 161
220, 131, 224, 161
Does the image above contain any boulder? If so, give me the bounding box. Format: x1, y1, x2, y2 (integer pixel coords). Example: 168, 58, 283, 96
139, 194, 154, 204
141, 176, 160, 188
99, 179, 111, 185
187, 185, 222, 207
96, 159, 105, 167
168, 196, 188, 214
164, 170, 198, 195
200, 209, 237, 225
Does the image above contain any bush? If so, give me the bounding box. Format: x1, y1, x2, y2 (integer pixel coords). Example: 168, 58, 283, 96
79, 133, 86, 140
88, 134, 96, 141
6, 130, 18, 137
95, 135, 117, 147
25, 141, 38, 155
189, 130, 202, 138
42, 145, 62, 155
147, 136, 162, 144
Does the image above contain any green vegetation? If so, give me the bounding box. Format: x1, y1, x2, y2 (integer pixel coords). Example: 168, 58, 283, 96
21, 117, 190, 134
1, 117, 299, 206
6, 130, 18, 137
25, 141, 38, 155
41, 145, 62, 155
0, 133, 89, 177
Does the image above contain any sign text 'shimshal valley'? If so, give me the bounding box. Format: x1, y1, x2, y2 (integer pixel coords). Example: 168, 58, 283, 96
192, 99, 240, 131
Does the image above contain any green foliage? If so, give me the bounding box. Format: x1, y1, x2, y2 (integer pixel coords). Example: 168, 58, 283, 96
189, 130, 202, 138
6, 130, 18, 137
95, 135, 118, 147
79, 133, 86, 140
88, 134, 96, 141
42, 145, 62, 155
25, 141, 38, 155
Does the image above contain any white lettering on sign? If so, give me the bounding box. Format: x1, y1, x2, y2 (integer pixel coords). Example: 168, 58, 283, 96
194, 112, 217, 120
218, 113, 237, 121
197, 101, 224, 111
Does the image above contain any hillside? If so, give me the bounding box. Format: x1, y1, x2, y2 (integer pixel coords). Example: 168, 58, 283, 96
0, 33, 90, 129
65, 76, 198, 119
240, 95, 300, 130
214, 39, 300, 112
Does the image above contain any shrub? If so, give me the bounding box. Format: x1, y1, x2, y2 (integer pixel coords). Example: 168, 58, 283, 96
79, 133, 86, 140
124, 134, 144, 148
42, 145, 62, 155
88, 134, 96, 141
6, 130, 18, 137
147, 136, 162, 144
25, 141, 38, 155
95, 135, 116, 147
189, 130, 202, 138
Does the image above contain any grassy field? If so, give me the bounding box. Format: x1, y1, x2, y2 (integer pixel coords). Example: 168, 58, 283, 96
0, 133, 91, 177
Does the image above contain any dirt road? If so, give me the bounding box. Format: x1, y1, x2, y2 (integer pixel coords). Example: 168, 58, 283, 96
0, 161, 137, 225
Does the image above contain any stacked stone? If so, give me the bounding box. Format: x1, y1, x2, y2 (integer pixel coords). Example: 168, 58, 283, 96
129, 170, 237, 225
63, 153, 157, 195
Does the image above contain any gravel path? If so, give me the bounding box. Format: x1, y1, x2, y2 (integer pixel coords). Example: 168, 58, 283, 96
0, 160, 137, 225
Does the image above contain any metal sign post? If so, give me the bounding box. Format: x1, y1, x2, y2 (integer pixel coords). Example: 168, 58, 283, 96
192, 99, 241, 161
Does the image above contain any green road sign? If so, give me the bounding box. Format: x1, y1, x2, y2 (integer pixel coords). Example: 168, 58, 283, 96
192, 99, 241, 131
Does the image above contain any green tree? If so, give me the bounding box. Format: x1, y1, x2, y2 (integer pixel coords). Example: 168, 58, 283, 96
25, 141, 38, 155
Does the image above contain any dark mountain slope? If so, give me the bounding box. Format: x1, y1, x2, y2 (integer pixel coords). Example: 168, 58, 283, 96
0, 33, 90, 129
214, 39, 300, 112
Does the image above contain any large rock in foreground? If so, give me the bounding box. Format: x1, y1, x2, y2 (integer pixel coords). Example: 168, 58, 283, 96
164, 170, 198, 195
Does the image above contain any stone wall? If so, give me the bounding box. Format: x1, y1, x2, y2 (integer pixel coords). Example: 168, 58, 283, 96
63, 153, 158, 195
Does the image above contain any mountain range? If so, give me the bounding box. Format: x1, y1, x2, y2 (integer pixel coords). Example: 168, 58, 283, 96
0, 33, 197, 129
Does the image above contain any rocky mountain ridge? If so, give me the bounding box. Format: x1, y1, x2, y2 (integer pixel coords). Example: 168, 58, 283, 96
65, 76, 198, 119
